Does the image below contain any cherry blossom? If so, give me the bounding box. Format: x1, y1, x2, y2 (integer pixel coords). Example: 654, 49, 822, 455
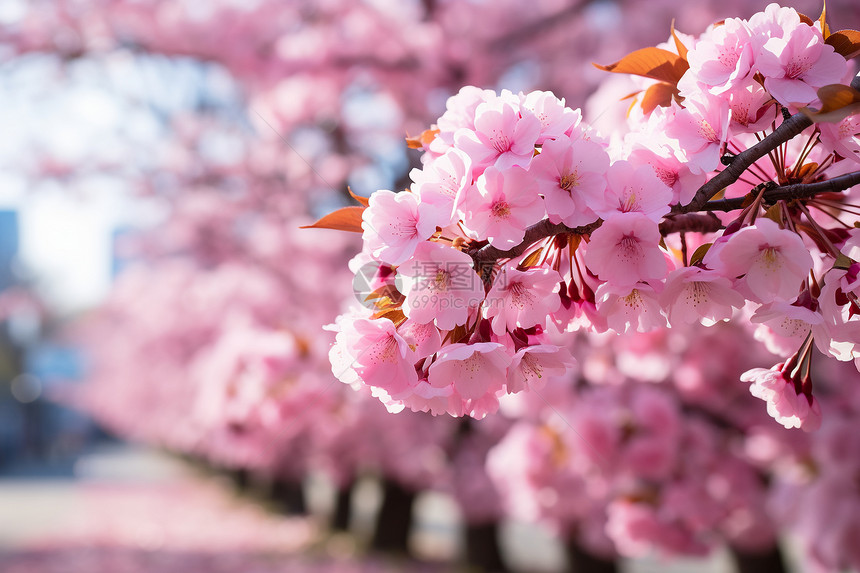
399, 241, 484, 330
483, 265, 562, 335
686, 18, 754, 93
531, 135, 608, 227
707, 218, 813, 303
427, 342, 512, 418
755, 13, 847, 106
741, 365, 822, 431
584, 212, 670, 288
660, 267, 745, 326
362, 189, 442, 265
454, 95, 542, 175
506, 344, 575, 393
594, 160, 672, 221
459, 165, 545, 248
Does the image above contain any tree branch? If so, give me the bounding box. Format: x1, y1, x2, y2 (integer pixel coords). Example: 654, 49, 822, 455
488, 1, 586, 50
469, 219, 600, 280
698, 170, 860, 212
673, 114, 813, 213
675, 75, 860, 214
658, 212, 723, 235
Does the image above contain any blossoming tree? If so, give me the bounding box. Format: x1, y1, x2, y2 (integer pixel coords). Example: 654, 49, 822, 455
323, 3, 860, 437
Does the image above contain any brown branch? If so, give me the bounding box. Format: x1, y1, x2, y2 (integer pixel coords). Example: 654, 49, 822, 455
488, 1, 586, 50
469, 219, 600, 281
698, 170, 860, 212
675, 75, 860, 214
673, 114, 813, 213
658, 212, 723, 235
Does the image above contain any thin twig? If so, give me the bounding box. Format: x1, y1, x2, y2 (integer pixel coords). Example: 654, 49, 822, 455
698, 170, 860, 212
675, 75, 860, 214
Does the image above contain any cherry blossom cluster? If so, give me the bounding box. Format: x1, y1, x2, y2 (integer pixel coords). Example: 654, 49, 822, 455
328, 3, 860, 429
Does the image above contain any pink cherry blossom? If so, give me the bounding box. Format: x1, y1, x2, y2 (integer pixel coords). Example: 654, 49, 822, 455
401, 378, 462, 417
816, 265, 860, 363
725, 77, 776, 134
399, 241, 484, 330
755, 18, 847, 106
584, 212, 670, 287
818, 113, 860, 164
454, 96, 541, 175
410, 147, 474, 225
747, 3, 803, 39
483, 264, 562, 335
594, 281, 667, 333
397, 318, 443, 359
521, 90, 581, 144
339, 316, 418, 399
709, 218, 813, 303
593, 160, 672, 221
751, 301, 823, 356
430, 85, 497, 156
531, 135, 608, 227
507, 344, 575, 393
459, 165, 545, 248
361, 189, 442, 265
428, 342, 512, 418
741, 366, 822, 431
626, 132, 706, 206
665, 91, 730, 174
686, 17, 754, 92
660, 266, 745, 326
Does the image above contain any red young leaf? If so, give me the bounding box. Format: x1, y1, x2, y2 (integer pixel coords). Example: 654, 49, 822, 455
300, 206, 365, 233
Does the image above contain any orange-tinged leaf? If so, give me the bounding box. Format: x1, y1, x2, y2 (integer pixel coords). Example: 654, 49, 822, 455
443, 324, 470, 345
798, 12, 815, 26
406, 128, 440, 149
517, 248, 544, 269
300, 206, 365, 233
689, 243, 712, 266
670, 19, 689, 60
365, 284, 405, 305
801, 84, 860, 122
348, 186, 369, 207
819, 1, 830, 38
594, 47, 689, 85
794, 162, 819, 180
372, 308, 406, 325
640, 82, 678, 114
826, 29, 860, 59
834, 252, 854, 270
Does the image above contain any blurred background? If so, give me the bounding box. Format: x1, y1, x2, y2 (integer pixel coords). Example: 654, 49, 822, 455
1, 1, 859, 572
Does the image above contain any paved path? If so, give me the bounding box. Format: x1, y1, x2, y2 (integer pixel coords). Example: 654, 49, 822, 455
0, 445, 748, 572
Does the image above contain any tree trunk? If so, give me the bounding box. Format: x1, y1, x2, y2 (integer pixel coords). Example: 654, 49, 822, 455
370, 478, 416, 555
465, 521, 509, 572
331, 483, 354, 531
566, 540, 619, 573
270, 478, 307, 515
731, 545, 787, 573
229, 467, 251, 492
